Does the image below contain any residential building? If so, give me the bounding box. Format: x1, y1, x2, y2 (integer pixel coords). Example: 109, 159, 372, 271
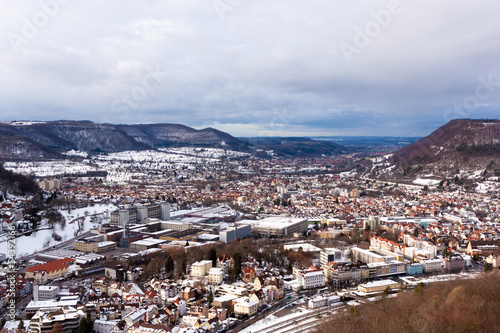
234, 300, 258, 316
351, 247, 388, 264
444, 254, 465, 273
297, 269, 325, 290
29, 306, 84, 333
485, 254, 500, 269
323, 263, 369, 286
208, 268, 224, 285
421, 241, 437, 258
191, 260, 213, 277
421, 259, 442, 274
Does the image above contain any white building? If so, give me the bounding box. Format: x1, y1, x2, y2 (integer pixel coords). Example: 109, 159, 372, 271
421, 241, 437, 258
297, 269, 325, 290
29, 306, 84, 333
208, 268, 224, 285
34, 285, 60, 302
422, 259, 442, 274
308, 296, 327, 309
239, 217, 308, 237
190, 260, 213, 277
25, 299, 79, 315
320, 248, 342, 266
307, 295, 341, 309
93, 320, 121, 333
234, 300, 258, 316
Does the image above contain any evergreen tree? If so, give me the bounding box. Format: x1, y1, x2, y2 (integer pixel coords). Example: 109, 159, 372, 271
208, 248, 217, 267
207, 290, 214, 305
75, 317, 92, 333
233, 252, 242, 277
165, 255, 174, 276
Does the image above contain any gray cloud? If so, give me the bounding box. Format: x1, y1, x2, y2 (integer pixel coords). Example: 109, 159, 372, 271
1, 0, 499, 137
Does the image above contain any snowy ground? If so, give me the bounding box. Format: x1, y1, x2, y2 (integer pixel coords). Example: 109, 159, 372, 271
0, 204, 115, 258
4, 148, 247, 180
239, 308, 314, 333
412, 178, 441, 186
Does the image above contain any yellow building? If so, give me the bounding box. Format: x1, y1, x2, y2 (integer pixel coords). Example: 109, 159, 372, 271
358, 279, 398, 294
73, 240, 98, 252
26, 258, 75, 283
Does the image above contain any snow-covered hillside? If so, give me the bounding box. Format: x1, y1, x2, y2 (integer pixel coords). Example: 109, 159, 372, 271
4, 148, 249, 182
0, 204, 114, 258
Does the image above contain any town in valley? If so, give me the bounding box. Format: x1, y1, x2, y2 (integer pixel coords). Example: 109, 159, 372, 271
0, 120, 499, 333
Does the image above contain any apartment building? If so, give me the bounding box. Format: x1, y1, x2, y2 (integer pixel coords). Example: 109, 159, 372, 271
234, 300, 258, 316
297, 269, 325, 290
190, 260, 213, 277
323, 263, 369, 286
208, 268, 224, 285
444, 254, 465, 273
421, 259, 442, 274
29, 307, 84, 333
351, 247, 387, 264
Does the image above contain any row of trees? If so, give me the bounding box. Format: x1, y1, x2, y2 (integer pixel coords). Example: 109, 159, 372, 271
140, 238, 294, 281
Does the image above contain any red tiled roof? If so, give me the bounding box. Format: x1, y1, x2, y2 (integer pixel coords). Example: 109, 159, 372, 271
26, 258, 74, 274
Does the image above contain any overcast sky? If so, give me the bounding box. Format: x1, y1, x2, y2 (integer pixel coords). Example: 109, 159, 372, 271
1, 1, 499, 137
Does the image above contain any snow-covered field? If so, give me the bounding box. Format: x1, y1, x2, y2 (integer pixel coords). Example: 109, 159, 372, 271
412, 178, 441, 186
0, 204, 115, 258
4, 148, 247, 180
4, 160, 95, 177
